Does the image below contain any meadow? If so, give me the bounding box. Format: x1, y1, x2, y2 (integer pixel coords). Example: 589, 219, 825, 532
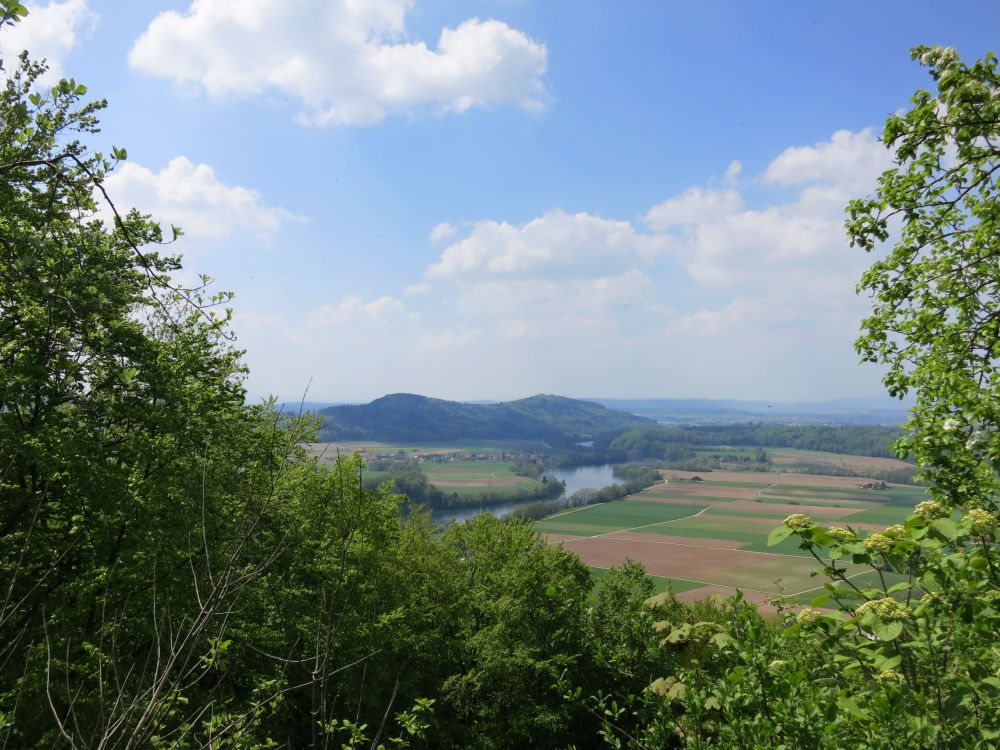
537, 469, 926, 614
422, 460, 541, 494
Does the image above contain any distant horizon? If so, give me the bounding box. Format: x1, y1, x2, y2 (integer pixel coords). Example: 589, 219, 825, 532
261, 391, 913, 409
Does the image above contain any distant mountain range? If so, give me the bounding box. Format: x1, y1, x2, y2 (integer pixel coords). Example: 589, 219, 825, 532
316, 393, 654, 443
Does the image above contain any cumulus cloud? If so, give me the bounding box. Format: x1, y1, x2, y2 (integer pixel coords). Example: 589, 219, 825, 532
426, 209, 667, 280
0, 0, 94, 83
429, 221, 457, 244
103, 156, 299, 240
643, 188, 744, 230
128, 0, 547, 126
764, 127, 891, 191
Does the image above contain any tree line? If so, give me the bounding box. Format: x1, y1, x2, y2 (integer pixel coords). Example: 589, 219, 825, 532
601, 423, 907, 461
360, 460, 565, 510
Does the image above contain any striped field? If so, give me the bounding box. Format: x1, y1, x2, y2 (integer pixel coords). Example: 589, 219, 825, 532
538, 470, 927, 614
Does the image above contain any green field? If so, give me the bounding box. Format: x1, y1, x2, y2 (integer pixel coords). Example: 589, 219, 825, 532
422, 460, 542, 494
538, 472, 928, 612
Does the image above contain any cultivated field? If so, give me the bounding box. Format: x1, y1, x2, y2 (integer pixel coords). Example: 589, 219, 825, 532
305, 439, 545, 460
767, 447, 914, 473
423, 461, 540, 494
538, 470, 926, 615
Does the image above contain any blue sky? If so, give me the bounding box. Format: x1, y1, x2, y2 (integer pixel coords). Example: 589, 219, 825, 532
3, 1, 998, 403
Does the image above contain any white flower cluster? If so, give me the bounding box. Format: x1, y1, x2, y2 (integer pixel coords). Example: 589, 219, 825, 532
919, 46, 959, 68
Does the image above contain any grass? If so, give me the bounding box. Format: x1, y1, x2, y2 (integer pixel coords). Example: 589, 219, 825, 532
422, 460, 543, 494
637, 492, 742, 503
436, 482, 538, 496
842, 504, 919, 525
701, 506, 832, 520
534, 500, 699, 533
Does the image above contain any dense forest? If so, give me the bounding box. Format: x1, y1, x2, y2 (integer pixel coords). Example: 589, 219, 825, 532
1, 13, 998, 749
318, 392, 653, 444
601, 424, 906, 460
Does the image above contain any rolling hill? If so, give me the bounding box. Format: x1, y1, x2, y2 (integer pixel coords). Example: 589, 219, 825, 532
317, 393, 654, 443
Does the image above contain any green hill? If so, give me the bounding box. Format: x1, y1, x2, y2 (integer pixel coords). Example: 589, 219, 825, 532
318, 393, 654, 443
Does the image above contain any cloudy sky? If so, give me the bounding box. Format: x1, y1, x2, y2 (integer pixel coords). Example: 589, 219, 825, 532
3, 1, 997, 403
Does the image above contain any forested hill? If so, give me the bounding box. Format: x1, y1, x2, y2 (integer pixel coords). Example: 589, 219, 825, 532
318, 393, 655, 442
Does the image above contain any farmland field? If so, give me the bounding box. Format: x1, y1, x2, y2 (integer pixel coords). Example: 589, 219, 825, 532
539, 469, 928, 615
767, 447, 914, 474
423, 460, 540, 493
305, 439, 546, 460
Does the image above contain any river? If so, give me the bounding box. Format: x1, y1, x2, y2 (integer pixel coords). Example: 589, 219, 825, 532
430, 463, 624, 525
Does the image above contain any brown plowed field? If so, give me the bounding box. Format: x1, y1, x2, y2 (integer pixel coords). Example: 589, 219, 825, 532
557, 536, 828, 593
604, 531, 745, 550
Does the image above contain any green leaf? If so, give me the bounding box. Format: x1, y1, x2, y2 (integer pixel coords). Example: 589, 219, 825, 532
767, 525, 793, 546
837, 696, 869, 720
873, 621, 903, 641
931, 518, 958, 540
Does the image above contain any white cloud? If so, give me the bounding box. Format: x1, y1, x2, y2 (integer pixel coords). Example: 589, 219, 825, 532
0, 0, 94, 84
128, 0, 547, 126
643, 187, 744, 230
429, 221, 457, 244
102, 156, 299, 240
724, 159, 742, 184
308, 295, 416, 329
405, 282, 432, 295
764, 127, 891, 191
426, 209, 667, 281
